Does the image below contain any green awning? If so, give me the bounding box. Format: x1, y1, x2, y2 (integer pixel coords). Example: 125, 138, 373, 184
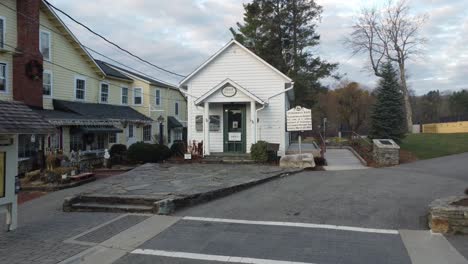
168, 116, 183, 129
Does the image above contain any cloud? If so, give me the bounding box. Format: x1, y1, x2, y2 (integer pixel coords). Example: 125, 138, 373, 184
50, 0, 468, 94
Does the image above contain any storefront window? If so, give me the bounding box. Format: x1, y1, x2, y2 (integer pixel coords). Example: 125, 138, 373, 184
0, 152, 5, 198
97, 134, 106, 149
18, 134, 40, 158
70, 134, 85, 152
209, 115, 220, 131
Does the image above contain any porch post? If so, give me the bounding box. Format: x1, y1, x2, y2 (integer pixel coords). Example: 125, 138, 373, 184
250, 100, 257, 146
203, 102, 210, 156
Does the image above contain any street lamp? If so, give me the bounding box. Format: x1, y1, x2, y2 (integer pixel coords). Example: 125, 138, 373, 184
157, 115, 165, 145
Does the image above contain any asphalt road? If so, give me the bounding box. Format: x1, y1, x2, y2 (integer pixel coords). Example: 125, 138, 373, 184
177, 153, 468, 230
109, 153, 468, 264
2, 153, 468, 264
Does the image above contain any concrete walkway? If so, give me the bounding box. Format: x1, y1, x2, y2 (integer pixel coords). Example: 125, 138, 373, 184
324, 148, 368, 170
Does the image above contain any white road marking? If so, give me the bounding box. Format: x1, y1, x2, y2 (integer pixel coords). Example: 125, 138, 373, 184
131, 249, 316, 264
183, 216, 399, 235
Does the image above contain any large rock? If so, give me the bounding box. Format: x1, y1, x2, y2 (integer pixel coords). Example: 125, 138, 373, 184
280, 153, 315, 169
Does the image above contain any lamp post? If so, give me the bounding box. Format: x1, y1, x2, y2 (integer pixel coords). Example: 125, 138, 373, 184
157, 115, 165, 145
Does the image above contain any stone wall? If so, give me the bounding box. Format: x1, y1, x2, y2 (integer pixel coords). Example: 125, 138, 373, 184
429, 196, 468, 234
372, 139, 400, 166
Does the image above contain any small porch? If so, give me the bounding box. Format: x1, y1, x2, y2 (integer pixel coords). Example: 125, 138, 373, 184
194, 79, 265, 155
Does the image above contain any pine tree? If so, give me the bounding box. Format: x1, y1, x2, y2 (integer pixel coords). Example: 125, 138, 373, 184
370, 62, 406, 142
230, 0, 338, 107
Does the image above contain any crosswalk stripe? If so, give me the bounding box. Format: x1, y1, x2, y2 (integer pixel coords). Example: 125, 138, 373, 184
131, 249, 316, 264
183, 216, 399, 234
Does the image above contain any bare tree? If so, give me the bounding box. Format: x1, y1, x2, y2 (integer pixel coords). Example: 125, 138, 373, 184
346, 0, 427, 131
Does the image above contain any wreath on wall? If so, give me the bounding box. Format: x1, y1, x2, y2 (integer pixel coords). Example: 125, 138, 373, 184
25, 60, 43, 80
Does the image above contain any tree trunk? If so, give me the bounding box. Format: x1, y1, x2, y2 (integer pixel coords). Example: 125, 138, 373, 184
398, 62, 413, 132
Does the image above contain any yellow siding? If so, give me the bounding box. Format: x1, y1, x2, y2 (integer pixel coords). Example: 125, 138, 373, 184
0, 0, 17, 101
39, 8, 104, 109
423, 121, 468, 133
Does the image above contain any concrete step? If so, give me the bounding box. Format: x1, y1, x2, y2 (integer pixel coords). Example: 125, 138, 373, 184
71, 202, 155, 213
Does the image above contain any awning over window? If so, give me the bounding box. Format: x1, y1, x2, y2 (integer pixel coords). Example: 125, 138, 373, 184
168, 116, 183, 129
71, 126, 123, 134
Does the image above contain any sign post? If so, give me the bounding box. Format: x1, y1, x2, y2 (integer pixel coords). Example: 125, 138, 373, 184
286, 106, 313, 154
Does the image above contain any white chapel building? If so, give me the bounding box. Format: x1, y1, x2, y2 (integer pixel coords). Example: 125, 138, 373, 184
180, 40, 294, 156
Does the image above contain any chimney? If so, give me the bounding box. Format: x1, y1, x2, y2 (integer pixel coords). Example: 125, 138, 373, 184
13, 0, 43, 108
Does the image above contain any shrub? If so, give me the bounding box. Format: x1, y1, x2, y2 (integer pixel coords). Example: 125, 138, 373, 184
109, 144, 128, 165
250, 141, 269, 162
170, 140, 186, 157
127, 142, 159, 163
109, 144, 127, 157
153, 144, 171, 161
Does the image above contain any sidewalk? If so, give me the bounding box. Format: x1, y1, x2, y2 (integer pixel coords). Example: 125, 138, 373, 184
324, 148, 368, 170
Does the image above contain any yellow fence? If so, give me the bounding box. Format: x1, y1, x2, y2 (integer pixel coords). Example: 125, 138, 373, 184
422, 121, 468, 133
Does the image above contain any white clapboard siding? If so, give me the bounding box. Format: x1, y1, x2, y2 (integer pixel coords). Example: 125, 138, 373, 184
185, 42, 290, 155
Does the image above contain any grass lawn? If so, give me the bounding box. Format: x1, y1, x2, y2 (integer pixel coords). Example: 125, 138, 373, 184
400, 133, 468, 160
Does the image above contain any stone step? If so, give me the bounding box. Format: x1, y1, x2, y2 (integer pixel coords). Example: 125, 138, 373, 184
77, 194, 163, 206
71, 202, 155, 213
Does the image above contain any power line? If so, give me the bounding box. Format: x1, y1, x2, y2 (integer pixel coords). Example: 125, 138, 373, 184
43, 0, 186, 78
3, 42, 185, 104
0, 1, 185, 81
84, 46, 176, 87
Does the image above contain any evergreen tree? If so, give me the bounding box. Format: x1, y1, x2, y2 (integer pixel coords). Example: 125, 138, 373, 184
230, 0, 338, 107
370, 62, 406, 142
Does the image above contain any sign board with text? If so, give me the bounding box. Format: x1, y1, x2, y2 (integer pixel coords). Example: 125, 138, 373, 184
286, 106, 312, 132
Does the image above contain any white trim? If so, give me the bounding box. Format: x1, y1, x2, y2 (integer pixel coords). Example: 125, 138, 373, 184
143, 124, 152, 142
0, 61, 8, 94
180, 39, 292, 85
42, 69, 53, 97
121, 86, 129, 105
155, 88, 161, 106
99, 81, 110, 103
132, 249, 316, 264
174, 102, 179, 116
183, 216, 399, 235
74, 75, 86, 101
128, 124, 134, 138
40, 1, 105, 76
0, 16, 5, 50
194, 78, 265, 105
133, 87, 143, 106
39, 29, 52, 61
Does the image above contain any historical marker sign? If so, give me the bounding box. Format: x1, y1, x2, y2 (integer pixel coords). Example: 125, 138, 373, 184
287, 106, 312, 131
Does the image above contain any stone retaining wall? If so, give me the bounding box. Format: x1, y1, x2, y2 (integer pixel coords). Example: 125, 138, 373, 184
428, 196, 468, 234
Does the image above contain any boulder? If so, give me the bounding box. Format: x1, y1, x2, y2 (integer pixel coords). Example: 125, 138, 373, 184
280, 153, 315, 169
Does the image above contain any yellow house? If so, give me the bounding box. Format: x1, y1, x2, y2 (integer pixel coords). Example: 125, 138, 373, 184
0, 0, 187, 174
96, 60, 187, 146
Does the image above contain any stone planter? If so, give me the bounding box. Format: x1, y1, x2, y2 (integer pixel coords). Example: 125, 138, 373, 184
428, 196, 468, 234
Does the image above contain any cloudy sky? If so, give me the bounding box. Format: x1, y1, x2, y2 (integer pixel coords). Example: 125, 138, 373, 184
50, 0, 468, 95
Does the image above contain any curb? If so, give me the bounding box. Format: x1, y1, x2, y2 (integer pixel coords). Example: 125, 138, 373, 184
154, 168, 303, 215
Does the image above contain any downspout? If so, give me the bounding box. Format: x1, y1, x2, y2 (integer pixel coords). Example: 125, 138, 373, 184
255, 82, 294, 142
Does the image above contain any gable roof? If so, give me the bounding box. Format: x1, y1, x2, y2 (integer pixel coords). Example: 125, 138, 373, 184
40, 1, 105, 77
0, 100, 56, 134
106, 63, 178, 90
180, 39, 292, 86
194, 78, 265, 106
95, 60, 133, 81
53, 100, 152, 122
